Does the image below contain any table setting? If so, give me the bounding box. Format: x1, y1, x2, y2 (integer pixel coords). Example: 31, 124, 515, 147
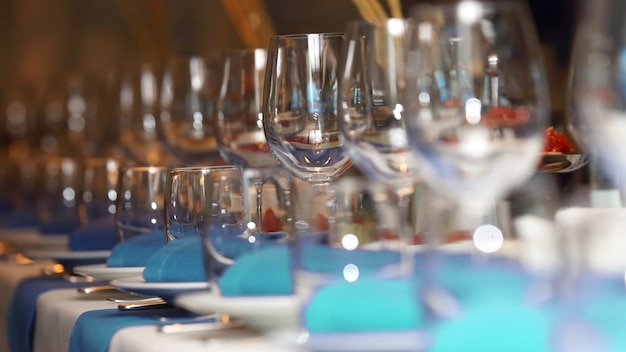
3, 0, 626, 351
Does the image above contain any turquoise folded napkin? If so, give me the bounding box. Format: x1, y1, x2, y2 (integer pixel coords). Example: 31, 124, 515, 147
304, 278, 423, 333
8, 277, 104, 352
106, 230, 165, 267
68, 308, 211, 352
68, 216, 117, 251
219, 245, 291, 296
142, 236, 205, 282
219, 244, 399, 296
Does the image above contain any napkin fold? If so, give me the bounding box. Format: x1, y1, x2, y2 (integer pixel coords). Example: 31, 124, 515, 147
142, 227, 285, 283
39, 211, 81, 235
8, 277, 102, 352
68, 216, 118, 251
304, 278, 423, 333
68, 308, 210, 352
106, 230, 165, 268
0, 208, 38, 229
218, 244, 399, 297
142, 236, 205, 282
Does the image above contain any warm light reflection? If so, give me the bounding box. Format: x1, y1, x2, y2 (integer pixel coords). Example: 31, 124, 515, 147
473, 224, 504, 253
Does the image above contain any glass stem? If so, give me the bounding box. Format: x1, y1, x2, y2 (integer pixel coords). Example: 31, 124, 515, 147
254, 179, 264, 232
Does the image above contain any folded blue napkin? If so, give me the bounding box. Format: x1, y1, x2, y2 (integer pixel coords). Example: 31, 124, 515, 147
39, 211, 81, 235
0, 208, 38, 229
427, 276, 554, 352
68, 308, 211, 352
106, 230, 165, 267
68, 216, 118, 251
218, 245, 400, 297
142, 236, 205, 282
305, 278, 423, 333
8, 277, 104, 352
142, 226, 285, 283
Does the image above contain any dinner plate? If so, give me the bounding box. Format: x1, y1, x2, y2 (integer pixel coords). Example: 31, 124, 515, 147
22, 248, 110, 268
0, 230, 68, 250
110, 276, 210, 301
73, 263, 145, 281
174, 291, 300, 332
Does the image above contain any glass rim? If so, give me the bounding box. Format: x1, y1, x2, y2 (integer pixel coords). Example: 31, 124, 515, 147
270, 32, 345, 40
120, 166, 170, 173
170, 165, 242, 173
411, 0, 530, 16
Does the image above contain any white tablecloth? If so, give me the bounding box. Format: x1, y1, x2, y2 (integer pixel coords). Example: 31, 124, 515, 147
31, 288, 291, 352
0, 260, 57, 352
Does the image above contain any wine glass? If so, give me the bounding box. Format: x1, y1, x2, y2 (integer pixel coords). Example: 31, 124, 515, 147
214, 49, 289, 232
117, 63, 178, 167
114, 166, 169, 242
404, 1, 549, 224
158, 55, 222, 166
339, 18, 421, 257
76, 157, 121, 224
568, 0, 626, 205
35, 155, 83, 235
262, 33, 351, 184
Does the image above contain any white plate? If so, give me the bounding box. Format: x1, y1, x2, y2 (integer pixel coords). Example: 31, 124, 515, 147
0, 230, 68, 250
110, 276, 209, 300
73, 263, 145, 281
22, 248, 110, 267
174, 291, 300, 332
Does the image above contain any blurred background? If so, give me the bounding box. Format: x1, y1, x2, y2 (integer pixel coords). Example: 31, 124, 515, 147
0, 0, 579, 155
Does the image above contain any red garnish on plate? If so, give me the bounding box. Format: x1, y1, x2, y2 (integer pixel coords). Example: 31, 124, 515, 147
543, 126, 576, 153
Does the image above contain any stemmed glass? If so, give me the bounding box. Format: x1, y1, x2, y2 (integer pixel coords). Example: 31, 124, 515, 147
158, 55, 223, 166
117, 63, 178, 167
262, 33, 351, 184
214, 49, 290, 232
404, 1, 549, 230
568, 0, 626, 203
339, 18, 421, 256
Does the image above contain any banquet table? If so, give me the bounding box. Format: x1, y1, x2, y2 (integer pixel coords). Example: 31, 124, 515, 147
0, 239, 293, 352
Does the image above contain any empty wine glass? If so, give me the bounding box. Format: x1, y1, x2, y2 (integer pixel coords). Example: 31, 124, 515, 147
158, 55, 222, 165
214, 49, 289, 232
262, 33, 351, 184
117, 63, 178, 167
339, 18, 421, 255
114, 166, 169, 242
568, 0, 626, 201
35, 155, 83, 235
404, 1, 549, 224
76, 157, 121, 224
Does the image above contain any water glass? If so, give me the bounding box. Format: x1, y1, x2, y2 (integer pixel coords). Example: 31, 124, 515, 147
293, 177, 405, 295
114, 166, 169, 241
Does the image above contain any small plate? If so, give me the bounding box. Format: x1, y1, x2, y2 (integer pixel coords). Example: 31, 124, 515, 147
110, 276, 209, 301
540, 153, 588, 173
174, 291, 299, 332
22, 249, 110, 268
73, 263, 145, 281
